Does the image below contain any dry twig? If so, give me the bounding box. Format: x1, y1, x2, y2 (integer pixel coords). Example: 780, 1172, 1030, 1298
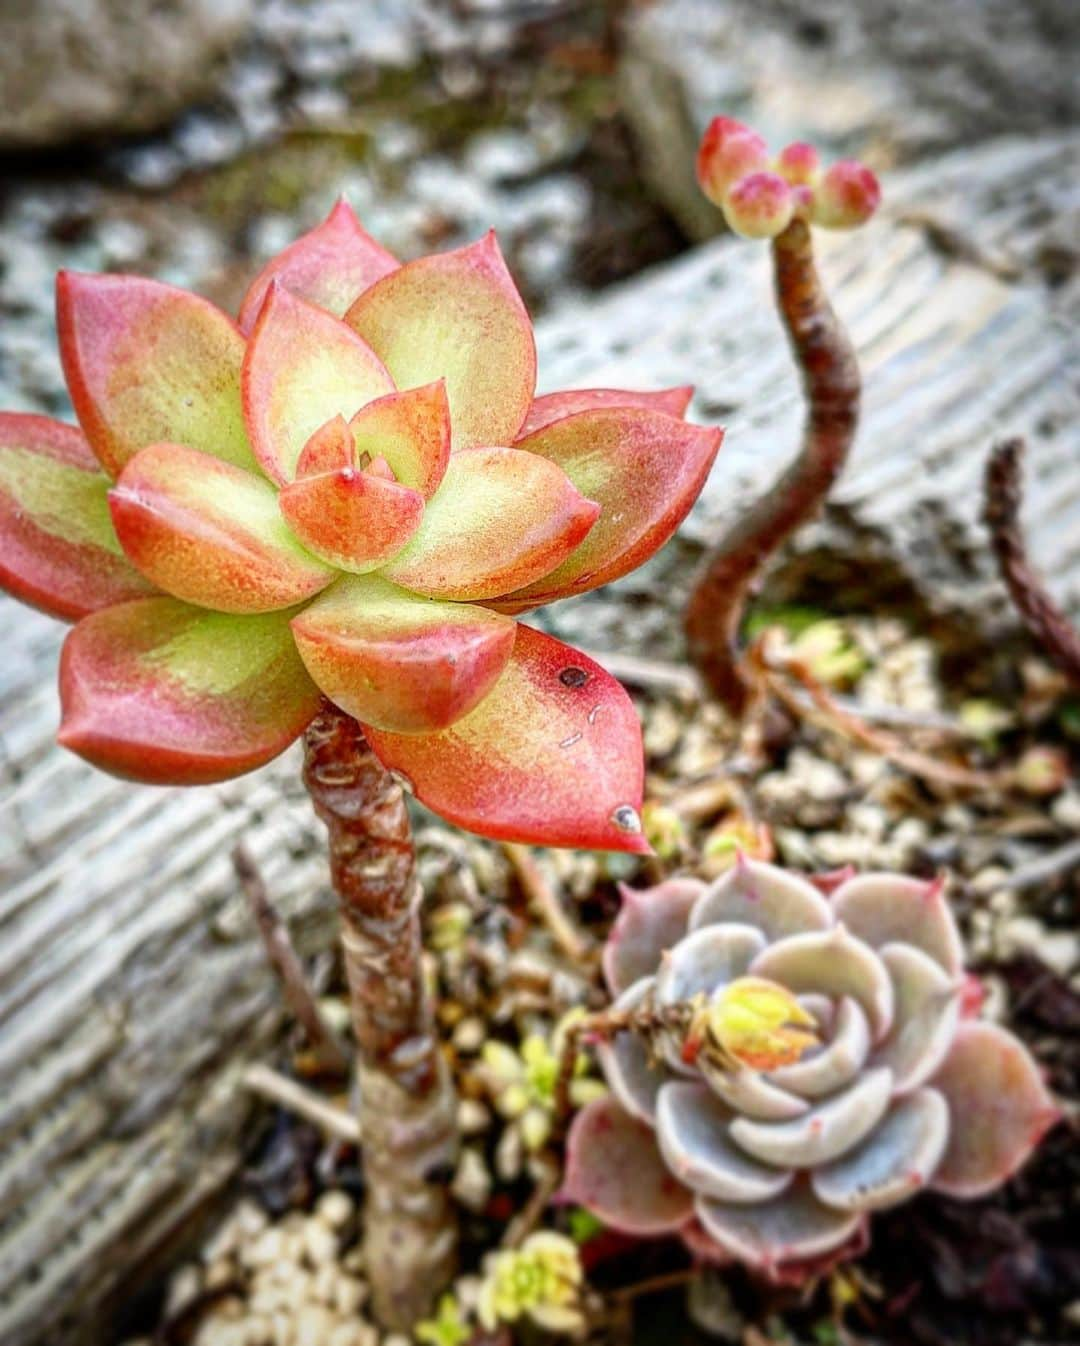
242, 1063, 360, 1144
502, 842, 593, 964
233, 843, 349, 1075
984, 437, 1080, 686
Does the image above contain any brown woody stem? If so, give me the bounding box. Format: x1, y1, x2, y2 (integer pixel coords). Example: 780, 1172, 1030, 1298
983, 437, 1080, 686
685, 218, 860, 716
302, 700, 458, 1329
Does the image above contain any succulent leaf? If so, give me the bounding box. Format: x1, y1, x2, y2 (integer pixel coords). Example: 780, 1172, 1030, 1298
344, 381, 451, 499
750, 926, 895, 1040
290, 574, 516, 733
57, 271, 255, 478
237, 198, 398, 334
110, 442, 335, 612
345, 232, 537, 451
242, 282, 394, 484
364, 625, 647, 852
767, 997, 870, 1100
0, 413, 155, 620
930, 1022, 1060, 1198
728, 1068, 893, 1168
696, 1184, 865, 1272
278, 422, 425, 574
596, 977, 667, 1124
812, 1089, 949, 1212
518, 386, 694, 437
490, 408, 723, 612
830, 872, 964, 975
872, 943, 961, 1094
657, 1082, 794, 1204
381, 446, 599, 601
654, 924, 767, 1012
563, 1095, 695, 1234
58, 597, 320, 784
603, 878, 706, 996
690, 859, 833, 941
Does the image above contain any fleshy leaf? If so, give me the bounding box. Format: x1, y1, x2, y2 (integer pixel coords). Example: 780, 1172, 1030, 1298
110, 443, 335, 613
597, 976, 668, 1124
929, 1022, 1060, 1198
364, 625, 647, 852
290, 574, 516, 733
696, 1184, 864, 1272
728, 1068, 893, 1168
654, 924, 767, 1009
57, 271, 255, 478
690, 859, 833, 942
699, 1055, 809, 1122
58, 598, 320, 784
563, 1096, 694, 1234
346, 381, 451, 499
517, 387, 694, 437
768, 998, 870, 1100
279, 424, 425, 574
812, 1089, 949, 1213
242, 282, 394, 484
603, 878, 705, 996
0, 412, 155, 620
490, 408, 722, 612
830, 872, 964, 975
872, 944, 961, 1094
345, 232, 536, 450
237, 198, 398, 334
381, 447, 599, 601
750, 926, 895, 1040
657, 1082, 794, 1204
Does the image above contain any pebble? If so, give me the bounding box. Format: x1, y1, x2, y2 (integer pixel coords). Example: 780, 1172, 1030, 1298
314, 1190, 354, 1230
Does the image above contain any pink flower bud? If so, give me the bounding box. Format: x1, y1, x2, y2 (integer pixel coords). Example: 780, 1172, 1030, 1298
722, 172, 795, 239
696, 116, 769, 206
812, 161, 881, 230
776, 142, 820, 186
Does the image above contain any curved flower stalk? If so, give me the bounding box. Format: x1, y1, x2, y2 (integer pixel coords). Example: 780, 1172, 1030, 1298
564, 861, 1059, 1284
0, 199, 721, 1326
685, 118, 880, 716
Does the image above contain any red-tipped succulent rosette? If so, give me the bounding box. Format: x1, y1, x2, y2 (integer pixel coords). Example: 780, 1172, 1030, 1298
564, 861, 1060, 1280
0, 202, 724, 853
697, 117, 881, 239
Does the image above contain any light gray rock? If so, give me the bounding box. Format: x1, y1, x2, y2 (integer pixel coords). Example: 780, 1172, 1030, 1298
0, 0, 253, 147
618, 0, 1080, 239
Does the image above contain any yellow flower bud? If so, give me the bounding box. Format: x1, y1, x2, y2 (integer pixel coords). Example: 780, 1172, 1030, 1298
708, 976, 819, 1070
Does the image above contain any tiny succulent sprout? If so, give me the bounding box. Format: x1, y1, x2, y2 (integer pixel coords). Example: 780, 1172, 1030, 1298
477, 1231, 586, 1335
0, 198, 725, 853
696, 116, 880, 238
566, 861, 1060, 1282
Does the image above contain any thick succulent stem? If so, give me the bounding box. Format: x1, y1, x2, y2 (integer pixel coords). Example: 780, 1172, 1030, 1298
302, 700, 458, 1329
984, 436, 1080, 686
685, 218, 860, 716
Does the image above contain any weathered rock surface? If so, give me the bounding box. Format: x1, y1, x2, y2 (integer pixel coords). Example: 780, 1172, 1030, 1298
618, 0, 1080, 238
0, 133, 1076, 1344
0, 0, 253, 148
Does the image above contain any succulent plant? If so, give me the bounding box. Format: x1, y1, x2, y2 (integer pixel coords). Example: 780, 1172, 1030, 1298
0, 198, 723, 851
564, 861, 1059, 1282
477, 1231, 585, 1335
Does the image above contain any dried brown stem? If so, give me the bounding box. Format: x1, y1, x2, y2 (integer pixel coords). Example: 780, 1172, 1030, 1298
502, 841, 592, 964
232, 842, 349, 1075
685, 218, 860, 716
984, 437, 1080, 686
302, 700, 458, 1329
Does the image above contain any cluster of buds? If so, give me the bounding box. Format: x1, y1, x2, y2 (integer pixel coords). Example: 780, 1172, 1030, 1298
696, 117, 881, 239
564, 862, 1059, 1282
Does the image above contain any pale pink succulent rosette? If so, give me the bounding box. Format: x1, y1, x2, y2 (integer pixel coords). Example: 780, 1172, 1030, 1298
564, 861, 1060, 1281
0, 201, 724, 852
